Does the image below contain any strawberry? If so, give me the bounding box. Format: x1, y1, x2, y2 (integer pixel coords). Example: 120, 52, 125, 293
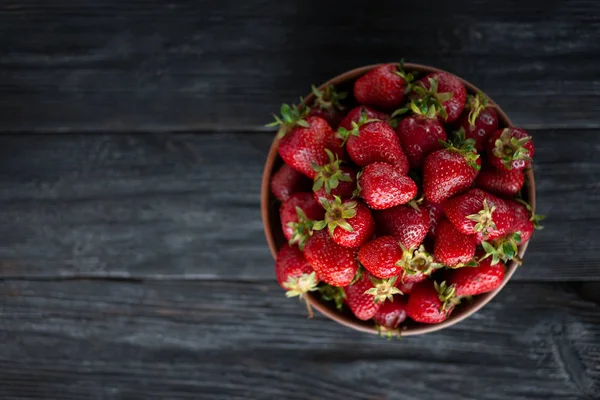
395, 100, 447, 168
353, 63, 414, 111
396, 281, 415, 294
339, 105, 389, 130
275, 244, 319, 317
423, 139, 481, 204
312, 149, 356, 202
308, 84, 347, 128
444, 189, 515, 242
458, 92, 499, 151
505, 199, 544, 245
413, 72, 466, 123
373, 295, 408, 329
406, 281, 459, 324
447, 256, 505, 297
304, 230, 359, 287
423, 199, 446, 237
280, 193, 325, 249
433, 219, 477, 267
270, 104, 344, 178
486, 127, 534, 171
395, 244, 443, 281
271, 163, 312, 202
338, 118, 409, 172
344, 273, 382, 320
358, 162, 417, 210
375, 204, 429, 249
358, 236, 403, 279
475, 165, 525, 197
314, 197, 375, 248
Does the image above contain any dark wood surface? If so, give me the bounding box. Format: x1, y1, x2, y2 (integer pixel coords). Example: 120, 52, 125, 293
1, 1, 599, 399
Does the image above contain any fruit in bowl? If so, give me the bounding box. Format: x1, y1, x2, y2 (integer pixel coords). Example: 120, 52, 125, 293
261, 62, 542, 336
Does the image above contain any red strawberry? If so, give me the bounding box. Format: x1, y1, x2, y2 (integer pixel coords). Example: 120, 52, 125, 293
486, 127, 534, 171
339, 105, 389, 130
312, 149, 356, 202
395, 101, 447, 168
444, 189, 515, 242
423, 140, 481, 204
280, 193, 325, 249
359, 162, 417, 210
414, 72, 466, 123
353, 63, 413, 111
344, 273, 382, 320
395, 244, 443, 281
375, 205, 429, 249
358, 236, 403, 279
396, 281, 415, 294
339, 119, 409, 172
271, 163, 312, 202
423, 199, 446, 237
270, 104, 344, 178
275, 244, 319, 316
308, 84, 347, 129
458, 92, 499, 151
505, 199, 544, 245
475, 165, 525, 197
433, 219, 477, 267
314, 197, 375, 248
406, 281, 459, 324
447, 256, 505, 297
304, 230, 359, 287
373, 296, 408, 329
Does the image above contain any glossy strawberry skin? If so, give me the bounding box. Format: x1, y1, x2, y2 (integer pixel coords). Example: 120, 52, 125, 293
358, 236, 403, 279
375, 205, 429, 249
278, 116, 345, 179
419, 72, 466, 123
344, 273, 381, 320
359, 162, 417, 210
373, 296, 408, 328
486, 127, 535, 171
309, 107, 344, 130
339, 105, 389, 130
447, 257, 505, 297
312, 166, 357, 203
396, 116, 446, 168
347, 121, 409, 172
331, 201, 375, 248
445, 189, 515, 241
271, 164, 312, 202
424, 200, 446, 237
275, 244, 315, 289
505, 200, 534, 244
280, 193, 325, 241
304, 230, 359, 287
434, 219, 476, 267
459, 106, 499, 152
475, 165, 525, 197
353, 64, 407, 111
423, 148, 481, 204
406, 281, 454, 324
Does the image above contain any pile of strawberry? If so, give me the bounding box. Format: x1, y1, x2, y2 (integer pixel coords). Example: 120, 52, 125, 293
269, 63, 542, 331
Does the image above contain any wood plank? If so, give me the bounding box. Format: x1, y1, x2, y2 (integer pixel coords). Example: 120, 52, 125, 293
0, 129, 598, 280
1, 0, 599, 132
0, 280, 598, 399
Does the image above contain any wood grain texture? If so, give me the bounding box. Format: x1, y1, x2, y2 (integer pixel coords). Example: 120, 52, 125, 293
0, 129, 598, 281
0, 280, 598, 400
1, 0, 599, 132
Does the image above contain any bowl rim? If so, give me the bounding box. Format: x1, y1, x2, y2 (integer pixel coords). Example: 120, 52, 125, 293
261, 62, 536, 336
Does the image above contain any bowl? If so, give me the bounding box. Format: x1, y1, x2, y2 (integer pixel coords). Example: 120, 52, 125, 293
261, 63, 536, 336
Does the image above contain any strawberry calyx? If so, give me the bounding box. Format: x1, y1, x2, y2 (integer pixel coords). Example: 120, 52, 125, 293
466, 92, 488, 127
267, 103, 310, 137
312, 149, 353, 195
481, 233, 522, 265
352, 170, 363, 198
394, 59, 416, 94
283, 271, 318, 318
466, 199, 498, 236
318, 283, 346, 311
439, 133, 481, 171
515, 198, 546, 229
365, 276, 403, 304
395, 244, 443, 278
434, 281, 461, 312
412, 77, 453, 120
287, 207, 316, 250
311, 84, 347, 112
492, 128, 533, 169
336, 109, 381, 145
313, 196, 357, 236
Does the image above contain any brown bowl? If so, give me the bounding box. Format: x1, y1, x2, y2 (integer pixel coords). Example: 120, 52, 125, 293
261, 63, 536, 336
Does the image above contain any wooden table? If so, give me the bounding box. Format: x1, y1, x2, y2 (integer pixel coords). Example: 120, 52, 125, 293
1, 1, 599, 399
